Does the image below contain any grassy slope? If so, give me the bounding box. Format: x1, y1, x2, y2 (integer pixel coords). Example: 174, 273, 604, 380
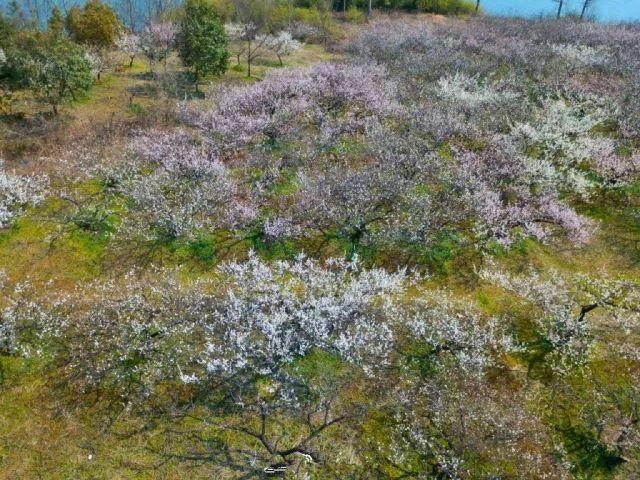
0, 43, 342, 479
1, 25, 639, 479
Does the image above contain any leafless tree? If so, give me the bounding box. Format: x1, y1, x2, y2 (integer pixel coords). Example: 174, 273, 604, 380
554, 0, 564, 19
315, 0, 333, 48
117, 0, 139, 31
581, 0, 595, 21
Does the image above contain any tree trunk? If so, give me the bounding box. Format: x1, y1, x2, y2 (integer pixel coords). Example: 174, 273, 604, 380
556, 0, 563, 19
475, 0, 480, 13
580, 0, 590, 20
52, 103, 58, 115
369, 0, 372, 15
247, 39, 252, 77
129, 55, 134, 68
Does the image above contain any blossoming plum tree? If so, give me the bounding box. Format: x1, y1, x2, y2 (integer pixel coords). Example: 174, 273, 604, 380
0, 160, 48, 228
139, 21, 177, 72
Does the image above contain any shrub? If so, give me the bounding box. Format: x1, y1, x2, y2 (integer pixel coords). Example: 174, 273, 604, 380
417, 0, 476, 15
345, 5, 367, 23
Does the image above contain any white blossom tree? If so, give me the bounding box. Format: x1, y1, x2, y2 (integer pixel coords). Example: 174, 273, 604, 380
0, 160, 48, 229
260, 31, 302, 66
116, 32, 140, 68
139, 21, 177, 73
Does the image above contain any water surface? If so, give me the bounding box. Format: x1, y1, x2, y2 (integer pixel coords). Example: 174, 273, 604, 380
481, 0, 640, 22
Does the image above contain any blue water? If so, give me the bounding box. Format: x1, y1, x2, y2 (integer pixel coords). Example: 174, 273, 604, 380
481, 0, 640, 23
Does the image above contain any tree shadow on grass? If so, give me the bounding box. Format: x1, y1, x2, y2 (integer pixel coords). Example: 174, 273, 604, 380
126, 71, 203, 100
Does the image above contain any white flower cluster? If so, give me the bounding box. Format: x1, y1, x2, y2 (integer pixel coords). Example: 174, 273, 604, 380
480, 266, 640, 375
207, 252, 405, 376
257, 31, 302, 58
0, 160, 48, 228
437, 73, 519, 106
115, 33, 140, 55
406, 291, 513, 372
225, 23, 302, 66
3, 251, 531, 395
549, 43, 612, 68
113, 130, 253, 240
511, 96, 621, 194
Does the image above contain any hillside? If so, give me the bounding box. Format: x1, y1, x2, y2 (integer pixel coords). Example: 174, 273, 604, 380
1, 10, 640, 480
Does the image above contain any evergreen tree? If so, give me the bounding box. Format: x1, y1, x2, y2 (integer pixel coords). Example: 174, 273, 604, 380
47, 7, 64, 39
66, 0, 121, 49
7, 40, 94, 115
0, 13, 16, 49
178, 0, 230, 91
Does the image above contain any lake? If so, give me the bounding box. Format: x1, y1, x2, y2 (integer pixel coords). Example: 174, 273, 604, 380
481, 0, 640, 22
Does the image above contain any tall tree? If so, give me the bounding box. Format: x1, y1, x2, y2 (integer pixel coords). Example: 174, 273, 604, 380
0, 13, 17, 49
178, 0, 230, 92
228, 0, 276, 76
554, 0, 564, 19
116, 33, 139, 68
7, 0, 28, 29
314, 0, 333, 48
117, 0, 139, 31
139, 21, 176, 72
66, 0, 122, 49
47, 6, 64, 38
580, 0, 595, 20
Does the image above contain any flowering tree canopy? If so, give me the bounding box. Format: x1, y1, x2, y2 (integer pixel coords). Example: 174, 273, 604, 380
0, 161, 48, 228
